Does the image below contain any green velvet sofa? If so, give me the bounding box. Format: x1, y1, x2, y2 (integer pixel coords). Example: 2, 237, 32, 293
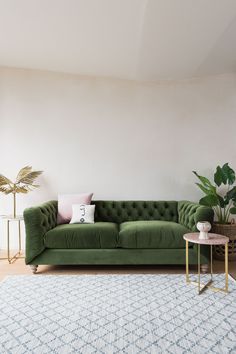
24, 200, 214, 273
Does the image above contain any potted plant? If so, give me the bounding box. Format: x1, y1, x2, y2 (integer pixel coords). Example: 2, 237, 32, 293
0, 166, 43, 218
193, 163, 236, 260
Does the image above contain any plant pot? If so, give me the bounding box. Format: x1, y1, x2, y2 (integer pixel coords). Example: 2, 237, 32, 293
212, 222, 236, 261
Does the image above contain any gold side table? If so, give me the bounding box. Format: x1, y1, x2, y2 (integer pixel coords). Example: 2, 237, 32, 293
0, 215, 24, 264
184, 233, 229, 295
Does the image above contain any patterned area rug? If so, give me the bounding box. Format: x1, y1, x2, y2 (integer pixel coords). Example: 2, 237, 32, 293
0, 274, 235, 354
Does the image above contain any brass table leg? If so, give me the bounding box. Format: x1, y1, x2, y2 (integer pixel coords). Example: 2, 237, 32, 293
186, 240, 189, 283
225, 242, 228, 293
195, 243, 213, 294
186, 241, 228, 294
6, 220, 23, 264
7, 220, 10, 264
198, 244, 201, 294
210, 245, 213, 281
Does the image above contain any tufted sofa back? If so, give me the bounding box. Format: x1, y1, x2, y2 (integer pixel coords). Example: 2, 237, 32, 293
178, 201, 214, 231
34, 200, 213, 229
38, 201, 58, 232
92, 201, 178, 223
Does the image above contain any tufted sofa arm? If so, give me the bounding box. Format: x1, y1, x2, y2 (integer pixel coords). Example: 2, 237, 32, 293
24, 200, 58, 264
178, 201, 214, 231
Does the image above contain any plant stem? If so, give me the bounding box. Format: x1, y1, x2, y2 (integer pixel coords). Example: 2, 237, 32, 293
13, 192, 16, 218
219, 206, 223, 223
214, 207, 221, 222
225, 203, 232, 223
222, 207, 226, 223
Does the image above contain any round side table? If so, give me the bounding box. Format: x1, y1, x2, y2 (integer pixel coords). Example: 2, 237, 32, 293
0, 215, 24, 264
183, 233, 229, 295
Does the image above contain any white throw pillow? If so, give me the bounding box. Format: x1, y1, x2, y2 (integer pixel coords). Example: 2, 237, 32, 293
70, 204, 95, 224
57, 193, 93, 224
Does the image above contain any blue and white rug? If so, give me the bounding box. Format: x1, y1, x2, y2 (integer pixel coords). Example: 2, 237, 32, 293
0, 274, 235, 354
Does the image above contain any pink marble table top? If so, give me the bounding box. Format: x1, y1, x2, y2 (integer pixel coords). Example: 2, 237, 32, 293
183, 233, 229, 245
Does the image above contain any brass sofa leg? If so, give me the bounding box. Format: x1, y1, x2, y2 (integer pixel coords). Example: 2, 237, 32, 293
30, 265, 38, 274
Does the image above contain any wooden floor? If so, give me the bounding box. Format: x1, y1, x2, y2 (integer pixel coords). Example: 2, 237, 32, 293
0, 252, 235, 282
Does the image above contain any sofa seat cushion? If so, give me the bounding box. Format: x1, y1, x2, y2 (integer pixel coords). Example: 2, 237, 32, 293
44, 222, 118, 249
119, 221, 190, 249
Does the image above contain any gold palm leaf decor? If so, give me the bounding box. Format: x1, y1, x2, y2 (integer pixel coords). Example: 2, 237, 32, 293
0, 166, 43, 218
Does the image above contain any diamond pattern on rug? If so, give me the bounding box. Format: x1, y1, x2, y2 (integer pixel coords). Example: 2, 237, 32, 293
0, 274, 235, 354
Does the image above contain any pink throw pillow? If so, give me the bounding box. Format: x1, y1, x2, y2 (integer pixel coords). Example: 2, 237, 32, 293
57, 193, 93, 224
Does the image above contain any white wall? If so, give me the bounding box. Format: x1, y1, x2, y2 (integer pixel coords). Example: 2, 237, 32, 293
0, 67, 236, 249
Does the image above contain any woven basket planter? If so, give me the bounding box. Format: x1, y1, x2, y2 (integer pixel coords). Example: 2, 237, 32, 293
212, 222, 236, 261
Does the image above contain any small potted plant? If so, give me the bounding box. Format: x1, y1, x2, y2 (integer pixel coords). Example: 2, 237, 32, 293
193, 163, 236, 260
0, 166, 43, 218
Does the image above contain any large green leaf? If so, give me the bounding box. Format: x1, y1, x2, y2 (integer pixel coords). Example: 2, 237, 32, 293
226, 186, 236, 203
222, 163, 235, 185
214, 166, 225, 186
217, 195, 227, 208
195, 183, 211, 195
230, 207, 236, 214
214, 163, 235, 186
199, 194, 218, 207
193, 171, 214, 188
